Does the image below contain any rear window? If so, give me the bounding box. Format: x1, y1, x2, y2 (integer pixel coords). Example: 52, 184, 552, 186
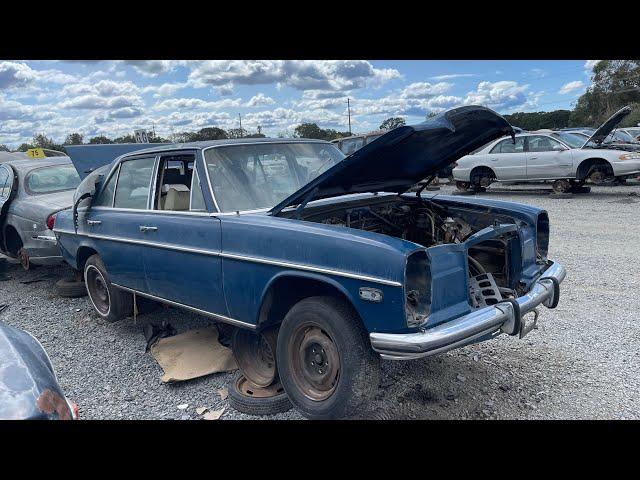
25, 165, 81, 194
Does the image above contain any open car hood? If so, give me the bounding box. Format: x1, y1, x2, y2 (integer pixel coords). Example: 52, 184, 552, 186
65, 143, 166, 179
583, 106, 632, 147
271, 105, 514, 215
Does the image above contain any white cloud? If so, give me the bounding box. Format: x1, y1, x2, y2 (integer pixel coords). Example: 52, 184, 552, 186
245, 93, 275, 107
124, 60, 176, 76
60, 94, 143, 110
0, 62, 37, 89
153, 97, 242, 110
464, 81, 531, 111
559, 80, 585, 95
188, 60, 400, 92
430, 73, 476, 80
400, 81, 453, 98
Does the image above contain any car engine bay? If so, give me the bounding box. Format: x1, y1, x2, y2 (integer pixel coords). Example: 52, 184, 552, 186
295, 195, 530, 319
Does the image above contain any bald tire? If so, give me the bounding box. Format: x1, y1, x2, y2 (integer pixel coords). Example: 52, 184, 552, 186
84, 254, 132, 323
276, 296, 380, 420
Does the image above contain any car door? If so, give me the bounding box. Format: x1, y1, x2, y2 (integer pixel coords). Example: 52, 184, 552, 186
140, 151, 227, 316
83, 155, 157, 291
485, 137, 527, 180
525, 135, 573, 179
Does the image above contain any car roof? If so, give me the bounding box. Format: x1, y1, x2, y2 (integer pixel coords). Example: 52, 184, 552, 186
1, 156, 71, 172
116, 137, 332, 158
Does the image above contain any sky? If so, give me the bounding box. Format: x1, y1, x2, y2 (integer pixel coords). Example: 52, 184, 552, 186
0, 60, 600, 148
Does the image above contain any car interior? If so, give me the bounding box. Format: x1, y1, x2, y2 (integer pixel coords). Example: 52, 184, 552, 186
153, 155, 195, 211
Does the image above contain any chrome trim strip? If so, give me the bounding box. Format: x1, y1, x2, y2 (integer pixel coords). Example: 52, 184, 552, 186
32, 235, 58, 243
89, 206, 210, 216
112, 283, 256, 330
370, 262, 566, 360
200, 148, 222, 213
220, 252, 403, 286
52, 229, 402, 287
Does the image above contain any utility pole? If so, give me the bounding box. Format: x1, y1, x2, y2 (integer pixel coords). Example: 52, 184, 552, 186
347, 98, 352, 135
239, 113, 243, 137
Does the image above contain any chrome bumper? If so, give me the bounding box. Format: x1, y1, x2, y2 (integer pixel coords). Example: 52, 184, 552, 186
370, 261, 566, 360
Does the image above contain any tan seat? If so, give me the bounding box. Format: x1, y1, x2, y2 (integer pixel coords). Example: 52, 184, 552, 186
162, 184, 190, 211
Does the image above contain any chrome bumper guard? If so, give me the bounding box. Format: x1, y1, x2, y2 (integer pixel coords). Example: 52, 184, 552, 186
370, 262, 566, 360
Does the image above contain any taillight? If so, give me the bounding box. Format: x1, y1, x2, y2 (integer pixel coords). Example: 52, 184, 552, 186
46, 214, 56, 230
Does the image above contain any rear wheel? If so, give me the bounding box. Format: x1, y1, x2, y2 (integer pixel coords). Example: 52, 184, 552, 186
276, 296, 380, 419
231, 327, 279, 387
84, 254, 132, 323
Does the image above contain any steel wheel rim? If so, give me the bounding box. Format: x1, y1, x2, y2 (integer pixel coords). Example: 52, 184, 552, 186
85, 265, 110, 316
236, 375, 285, 398
233, 329, 278, 387
288, 323, 340, 401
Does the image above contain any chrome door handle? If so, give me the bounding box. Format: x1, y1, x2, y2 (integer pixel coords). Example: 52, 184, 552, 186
139, 226, 158, 232
530, 156, 538, 160
86, 220, 102, 226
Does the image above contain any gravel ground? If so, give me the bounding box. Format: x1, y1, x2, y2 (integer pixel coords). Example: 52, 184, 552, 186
1, 180, 639, 420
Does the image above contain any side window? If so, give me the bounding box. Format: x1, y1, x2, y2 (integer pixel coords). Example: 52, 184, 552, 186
528, 136, 562, 153
490, 137, 525, 154
154, 155, 195, 212
94, 168, 118, 207
113, 157, 156, 209
0, 167, 9, 198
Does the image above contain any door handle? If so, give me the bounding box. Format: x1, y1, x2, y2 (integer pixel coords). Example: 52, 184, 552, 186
86, 220, 101, 226
139, 226, 158, 232
529, 156, 538, 160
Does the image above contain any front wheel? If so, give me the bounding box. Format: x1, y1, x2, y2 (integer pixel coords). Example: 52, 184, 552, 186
84, 254, 132, 323
276, 296, 380, 419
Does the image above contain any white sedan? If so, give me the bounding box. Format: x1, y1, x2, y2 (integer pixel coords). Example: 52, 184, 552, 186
453, 107, 640, 193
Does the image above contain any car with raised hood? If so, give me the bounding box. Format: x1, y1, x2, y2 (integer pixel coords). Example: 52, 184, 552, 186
453, 106, 640, 193
0, 155, 81, 270
53, 105, 566, 419
0, 321, 78, 420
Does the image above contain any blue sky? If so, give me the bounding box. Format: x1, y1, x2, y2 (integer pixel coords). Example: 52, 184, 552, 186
0, 60, 600, 147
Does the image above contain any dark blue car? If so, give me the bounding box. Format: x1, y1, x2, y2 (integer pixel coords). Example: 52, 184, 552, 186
53, 106, 566, 419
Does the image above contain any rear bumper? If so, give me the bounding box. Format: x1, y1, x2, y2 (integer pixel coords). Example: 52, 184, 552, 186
24, 234, 63, 265
370, 261, 566, 360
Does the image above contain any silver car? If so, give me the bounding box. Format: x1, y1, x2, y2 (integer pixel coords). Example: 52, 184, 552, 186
0, 156, 80, 269
453, 106, 640, 193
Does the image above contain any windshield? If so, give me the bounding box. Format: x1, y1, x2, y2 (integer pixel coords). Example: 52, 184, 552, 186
605, 130, 638, 144
551, 132, 585, 148
204, 142, 345, 212
25, 164, 81, 194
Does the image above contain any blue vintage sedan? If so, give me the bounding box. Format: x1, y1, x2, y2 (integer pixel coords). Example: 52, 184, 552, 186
53, 106, 566, 419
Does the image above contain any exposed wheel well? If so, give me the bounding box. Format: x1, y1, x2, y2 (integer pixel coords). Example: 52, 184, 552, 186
470, 166, 497, 187
3, 225, 23, 256
76, 246, 98, 272
256, 275, 358, 330
576, 158, 613, 181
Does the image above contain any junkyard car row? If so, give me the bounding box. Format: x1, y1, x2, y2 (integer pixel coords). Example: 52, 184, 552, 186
453, 107, 640, 194
1, 104, 578, 419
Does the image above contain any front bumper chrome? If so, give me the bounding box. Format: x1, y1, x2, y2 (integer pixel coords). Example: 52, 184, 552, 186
370, 261, 566, 360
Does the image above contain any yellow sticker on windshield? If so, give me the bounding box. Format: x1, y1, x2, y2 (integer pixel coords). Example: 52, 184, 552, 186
26, 148, 46, 158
